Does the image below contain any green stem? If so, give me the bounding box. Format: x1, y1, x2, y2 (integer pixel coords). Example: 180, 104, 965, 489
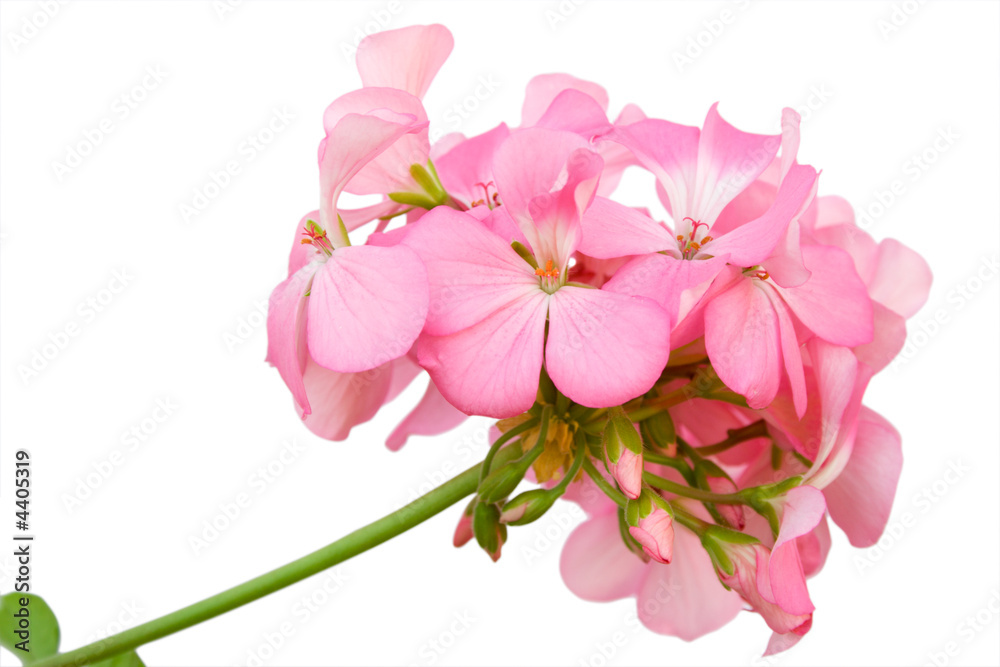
643, 471, 746, 504
583, 458, 627, 507
695, 419, 769, 456
35, 449, 521, 667
479, 417, 538, 484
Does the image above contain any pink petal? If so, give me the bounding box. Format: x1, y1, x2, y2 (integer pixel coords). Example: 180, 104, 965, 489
492, 128, 600, 267
692, 103, 781, 225
606, 118, 700, 225
355, 24, 454, 99
401, 207, 538, 336
577, 196, 674, 258
386, 378, 469, 451
868, 238, 933, 318
777, 244, 874, 347
321, 88, 430, 197
636, 527, 743, 640
266, 265, 316, 415
319, 106, 428, 232
418, 289, 549, 418
853, 302, 906, 373
297, 356, 392, 441
823, 407, 902, 547
797, 514, 832, 578
705, 163, 818, 268
603, 253, 729, 326
705, 278, 782, 409
520, 73, 609, 127
434, 123, 510, 208
534, 88, 611, 137
762, 284, 808, 418
560, 512, 646, 602
340, 198, 409, 233
307, 244, 429, 373
546, 286, 671, 408
610, 447, 644, 500
766, 486, 825, 615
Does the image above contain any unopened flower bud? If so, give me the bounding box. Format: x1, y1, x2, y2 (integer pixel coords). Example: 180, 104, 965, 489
499, 488, 558, 526
453, 499, 476, 548
472, 501, 506, 562
625, 490, 674, 564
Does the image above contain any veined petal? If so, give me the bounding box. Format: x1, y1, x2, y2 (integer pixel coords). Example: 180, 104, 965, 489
824, 407, 902, 547
520, 73, 609, 127
321, 88, 430, 197
434, 123, 510, 208
766, 486, 825, 615
560, 512, 647, 602
603, 253, 729, 326
297, 356, 392, 441
418, 290, 549, 418
401, 207, 538, 336
692, 103, 781, 226
705, 278, 782, 409
319, 107, 428, 231
577, 196, 674, 258
355, 24, 454, 99
777, 244, 874, 347
763, 283, 808, 418
534, 88, 612, 137
307, 244, 429, 372
546, 286, 671, 408
386, 377, 469, 451
266, 265, 316, 415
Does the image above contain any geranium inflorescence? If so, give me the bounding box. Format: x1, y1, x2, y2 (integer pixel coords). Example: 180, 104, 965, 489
265, 24, 932, 655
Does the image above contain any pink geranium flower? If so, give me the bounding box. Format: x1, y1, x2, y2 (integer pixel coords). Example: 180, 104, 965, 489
401, 127, 672, 418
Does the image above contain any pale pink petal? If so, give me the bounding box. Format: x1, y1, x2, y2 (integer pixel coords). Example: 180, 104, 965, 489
868, 238, 933, 318
705, 163, 818, 268
764, 622, 811, 656
629, 508, 674, 563
534, 88, 611, 137
492, 128, 600, 267
385, 353, 421, 402
804, 339, 859, 475
340, 199, 409, 232
797, 514, 832, 578
853, 302, 906, 373
824, 407, 902, 547
546, 286, 671, 408
521, 73, 609, 127
401, 207, 538, 336
307, 244, 428, 372
637, 527, 743, 640
606, 119, 700, 226
777, 244, 874, 347
266, 265, 316, 415
766, 486, 825, 615
603, 253, 729, 325
577, 196, 674, 258
319, 106, 428, 230
418, 290, 549, 418
705, 278, 782, 409
355, 24, 454, 99
386, 377, 469, 451
560, 513, 647, 602
764, 219, 812, 288
762, 284, 808, 418
297, 356, 392, 441
692, 103, 781, 225
434, 123, 510, 208
321, 88, 430, 197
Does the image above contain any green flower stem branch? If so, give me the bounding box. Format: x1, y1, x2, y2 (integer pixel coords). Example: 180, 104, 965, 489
33, 445, 525, 667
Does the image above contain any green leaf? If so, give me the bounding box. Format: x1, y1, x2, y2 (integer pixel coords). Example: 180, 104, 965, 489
0, 593, 60, 665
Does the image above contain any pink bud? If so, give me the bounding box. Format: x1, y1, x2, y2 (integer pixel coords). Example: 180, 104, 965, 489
707, 475, 746, 529
627, 506, 674, 564
609, 447, 643, 500
453, 512, 473, 548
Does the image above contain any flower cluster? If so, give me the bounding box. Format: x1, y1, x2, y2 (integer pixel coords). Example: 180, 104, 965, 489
266, 24, 931, 654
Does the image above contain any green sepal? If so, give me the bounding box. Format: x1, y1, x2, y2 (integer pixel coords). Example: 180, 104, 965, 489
388, 190, 438, 208
511, 241, 539, 269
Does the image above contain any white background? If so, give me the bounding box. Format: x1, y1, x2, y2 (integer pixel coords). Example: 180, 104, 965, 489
1, 1, 998, 666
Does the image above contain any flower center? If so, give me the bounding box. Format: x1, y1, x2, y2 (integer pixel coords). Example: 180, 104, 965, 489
300, 220, 334, 258
676, 217, 713, 259
470, 181, 502, 210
